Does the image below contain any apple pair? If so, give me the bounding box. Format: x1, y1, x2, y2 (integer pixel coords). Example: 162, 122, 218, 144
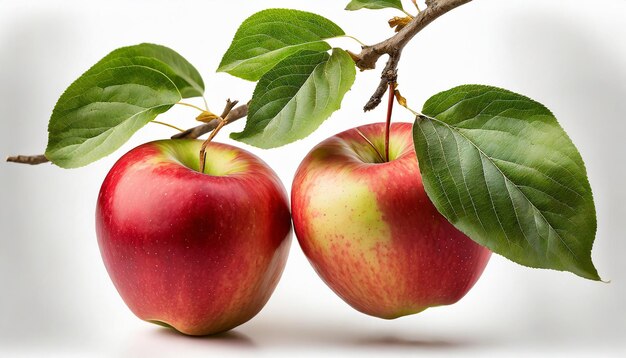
96, 122, 490, 335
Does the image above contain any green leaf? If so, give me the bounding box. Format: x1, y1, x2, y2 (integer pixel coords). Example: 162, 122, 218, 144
345, 0, 405, 11
44, 43, 203, 168
413, 85, 600, 280
231, 48, 356, 148
92, 43, 204, 98
217, 9, 345, 81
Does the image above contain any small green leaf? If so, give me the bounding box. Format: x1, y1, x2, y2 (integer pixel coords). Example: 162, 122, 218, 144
413, 85, 600, 280
45, 43, 204, 168
345, 0, 404, 11
217, 9, 345, 81
231, 48, 356, 148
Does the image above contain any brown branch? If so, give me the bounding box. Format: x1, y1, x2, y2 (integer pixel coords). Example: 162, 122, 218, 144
6, 154, 49, 165
354, 0, 473, 111
172, 103, 248, 140
219, 99, 238, 119
365, 60, 400, 111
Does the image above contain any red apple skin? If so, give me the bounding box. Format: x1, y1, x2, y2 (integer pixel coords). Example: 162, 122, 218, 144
292, 122, 491, 319
96, 139, 291, 335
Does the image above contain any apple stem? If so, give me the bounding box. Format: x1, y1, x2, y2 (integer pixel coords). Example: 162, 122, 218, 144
199, 119, 226, 174
198, 99, 239, 174
385, 81, 396, 162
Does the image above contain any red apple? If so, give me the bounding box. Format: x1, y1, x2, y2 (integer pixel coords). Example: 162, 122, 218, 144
96, 139, 291, 335
291, 122, 491, 319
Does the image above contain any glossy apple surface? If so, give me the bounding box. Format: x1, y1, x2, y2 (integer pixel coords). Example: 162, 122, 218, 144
291, 122, 491, 319
96, 139, 291, 335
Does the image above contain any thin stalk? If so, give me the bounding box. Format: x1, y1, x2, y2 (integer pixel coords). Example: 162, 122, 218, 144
344, 35, 368, 47
402, 9, 415, 18
412, 0, 422, 13
384, 82, 396, 162
199, 119, 227, 173
150, 120, 184, 132
201, 96, 210, 112
177, 102, 206, 113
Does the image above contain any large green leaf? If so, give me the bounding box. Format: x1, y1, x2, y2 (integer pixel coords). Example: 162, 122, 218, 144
413, 85, 600, 280
231, 48, 356, 148
45, 44, 203, 168
93, 43, 204, 98
345, 0, 404, 11
217, 9, 345, 81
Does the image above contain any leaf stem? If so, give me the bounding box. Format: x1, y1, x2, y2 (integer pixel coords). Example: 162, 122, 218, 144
401, 9, 415, 18
344, 35, 368, 47
400, 104, 421, 117
177, 101, 206, 113
201, 96, 210, 112
393, 88, 423, 117
150, 120, 184, 132
412, 0, 422, 13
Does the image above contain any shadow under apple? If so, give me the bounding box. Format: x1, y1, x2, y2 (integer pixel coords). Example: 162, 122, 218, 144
352, 335, 483, 350
120, 326, 256, 356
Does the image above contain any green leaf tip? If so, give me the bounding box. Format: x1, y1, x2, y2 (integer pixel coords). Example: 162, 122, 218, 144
414, 84, 601, 281
345, 0, 405, 11
217, 8, 345, 81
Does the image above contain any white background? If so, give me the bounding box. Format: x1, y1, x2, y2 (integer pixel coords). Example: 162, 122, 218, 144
1, 0, 625, 356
